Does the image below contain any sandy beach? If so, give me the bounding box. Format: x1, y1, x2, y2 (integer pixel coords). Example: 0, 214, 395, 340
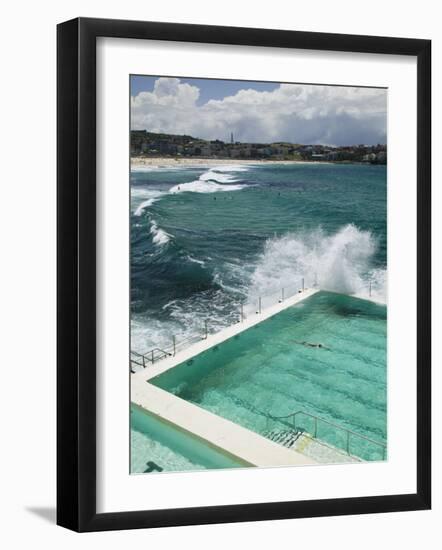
130, 156, 323, 170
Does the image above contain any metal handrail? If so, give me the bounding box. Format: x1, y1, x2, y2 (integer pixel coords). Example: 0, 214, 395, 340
267, 410, 386, 459
131, 278, 310, 370
130, 347, 172, 368
129, 276, 379, 371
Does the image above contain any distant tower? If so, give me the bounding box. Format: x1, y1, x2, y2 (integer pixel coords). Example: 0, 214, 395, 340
230, 132, 234, 144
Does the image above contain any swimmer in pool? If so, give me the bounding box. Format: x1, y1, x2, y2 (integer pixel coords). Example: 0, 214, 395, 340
293, 341, 331, 350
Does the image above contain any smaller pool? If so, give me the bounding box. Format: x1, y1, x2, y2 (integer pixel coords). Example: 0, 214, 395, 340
130, 403, 247, 473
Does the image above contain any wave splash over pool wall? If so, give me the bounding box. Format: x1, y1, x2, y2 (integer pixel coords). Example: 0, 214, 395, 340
130, 164, 387, 356
248, 224, 387, 303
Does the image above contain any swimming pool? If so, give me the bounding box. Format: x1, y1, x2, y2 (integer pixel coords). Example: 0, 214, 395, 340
130, 403, 247, 473
151, 291, 387, 462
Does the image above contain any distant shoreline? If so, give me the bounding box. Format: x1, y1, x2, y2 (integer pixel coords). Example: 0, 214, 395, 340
131, 156, 332, 169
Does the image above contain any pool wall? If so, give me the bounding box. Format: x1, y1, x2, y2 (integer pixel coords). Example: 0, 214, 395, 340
131, 403, 247, 471
131, 288, 384, 467
131, 380, 317, 467
136, 287, 319, 383
131, 289, 321, 469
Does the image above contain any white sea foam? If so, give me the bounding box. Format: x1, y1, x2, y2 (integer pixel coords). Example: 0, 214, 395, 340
212, 164, 250, 172
170, 179, 246, 193
164, 288, 240, 334
131, 287, 236, 356
247, 225, 387, 303
169, 166, 249, 194
131, 187, 153, 198
199, 170, 238, 183
132, 223, 386, 356
131, 316, 181, 355
133, 165, 250, 202
132, 189, 165, 216
186, 255, 206, 266
134, 198, 157, 216
149, 220, 171, 246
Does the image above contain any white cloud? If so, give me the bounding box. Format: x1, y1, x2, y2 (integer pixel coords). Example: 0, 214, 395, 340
131, 77, 387, 145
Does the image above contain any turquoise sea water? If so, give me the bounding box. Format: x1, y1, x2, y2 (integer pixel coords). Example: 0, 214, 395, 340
131, 162, 387, 353
130, 162, 387, 467
151, 292, 386, 461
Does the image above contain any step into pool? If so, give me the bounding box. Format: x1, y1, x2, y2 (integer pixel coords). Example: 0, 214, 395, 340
150, 291, 387, 462
131, 403, 247, 473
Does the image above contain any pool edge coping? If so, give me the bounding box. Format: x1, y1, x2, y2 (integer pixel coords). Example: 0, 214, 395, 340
133, 287, 319, 383
131, 380, 318, 468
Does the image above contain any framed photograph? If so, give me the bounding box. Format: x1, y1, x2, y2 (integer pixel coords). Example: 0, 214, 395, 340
57, 17, 431, 532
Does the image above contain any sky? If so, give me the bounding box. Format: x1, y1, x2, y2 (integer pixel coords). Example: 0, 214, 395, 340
130, 75, 387, 146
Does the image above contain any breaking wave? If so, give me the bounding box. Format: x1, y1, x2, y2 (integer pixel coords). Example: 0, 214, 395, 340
132, 188, 165, 216
169, 179, 246, 193
247, 225, 387, 303
131, 224, 386, 357
131, 165, 251, 211
149, 219, 172, 247
169, 166, 249, 194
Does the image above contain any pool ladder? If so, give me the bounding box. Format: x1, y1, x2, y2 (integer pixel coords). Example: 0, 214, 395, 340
265, 410, 386, 460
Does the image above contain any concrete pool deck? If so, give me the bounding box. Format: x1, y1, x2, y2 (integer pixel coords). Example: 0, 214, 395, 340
131, 288, 320, 468
133, 287, 319, 383
131, 288, 385, 467
131, 379, 317, 467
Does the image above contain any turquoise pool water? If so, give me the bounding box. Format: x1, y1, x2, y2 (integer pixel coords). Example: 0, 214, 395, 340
151, 292, 387, 461
130, 404, 246, 473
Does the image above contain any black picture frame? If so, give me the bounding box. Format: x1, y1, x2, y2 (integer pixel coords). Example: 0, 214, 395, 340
57, 17, 431, 532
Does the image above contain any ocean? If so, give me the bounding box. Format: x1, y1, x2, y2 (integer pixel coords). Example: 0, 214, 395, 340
130, 162, 387, 356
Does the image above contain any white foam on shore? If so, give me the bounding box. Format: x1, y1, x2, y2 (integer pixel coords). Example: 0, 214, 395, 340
131, 164, 188, 172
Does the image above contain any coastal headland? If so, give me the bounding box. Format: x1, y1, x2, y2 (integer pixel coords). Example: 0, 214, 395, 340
130, 130, 387, 167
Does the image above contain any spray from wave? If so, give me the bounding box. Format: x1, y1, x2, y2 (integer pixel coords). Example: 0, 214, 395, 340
247, 225, 387, 303
131, 288, 240, 356
131, 224, 386, 356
